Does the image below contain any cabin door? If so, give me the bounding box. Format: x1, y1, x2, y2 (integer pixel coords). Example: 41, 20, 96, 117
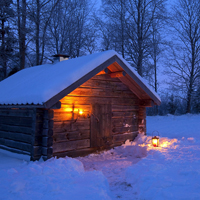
91, 104, 112, 148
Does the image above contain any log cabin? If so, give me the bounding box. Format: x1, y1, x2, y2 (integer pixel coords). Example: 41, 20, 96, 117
0, 50, 161, 160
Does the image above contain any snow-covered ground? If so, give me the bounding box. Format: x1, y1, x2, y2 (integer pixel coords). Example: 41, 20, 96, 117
0, 114, 200, 200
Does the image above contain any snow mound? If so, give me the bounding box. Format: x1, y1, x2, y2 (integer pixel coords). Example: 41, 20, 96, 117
0, 157, 112, 200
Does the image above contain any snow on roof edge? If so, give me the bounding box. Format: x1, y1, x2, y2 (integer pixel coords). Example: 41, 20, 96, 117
114, 52, 161, 103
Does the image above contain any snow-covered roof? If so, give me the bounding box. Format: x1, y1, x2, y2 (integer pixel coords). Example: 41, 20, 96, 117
0, 50, 161, 108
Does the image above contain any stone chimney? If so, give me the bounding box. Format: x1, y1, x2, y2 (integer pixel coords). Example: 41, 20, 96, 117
52, 54, 70, 63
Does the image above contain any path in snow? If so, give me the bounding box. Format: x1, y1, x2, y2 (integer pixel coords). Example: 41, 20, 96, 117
78, 114, 200, 199
78, 140, 147, 199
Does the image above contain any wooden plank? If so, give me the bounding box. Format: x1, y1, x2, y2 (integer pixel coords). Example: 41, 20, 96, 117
53, 147, 99, 158
0, 144, 31, 156
80, 78, 133, 91
96, 68, 108, 75
54, 111, 91, 121
119, 75, 143, 99
42, 137, 53, 147
53, 120, 90, 133
43, 109, 54, 119
53, 112, 73, 121
60, 104, 91, 110
0, 130, 32, 144
108, 61, 122, 72
32, 146, 42, 156
139, 100, 154, 107
0, 124, 33, 135
61, 96, 111, 105
30, 146, 43, 161
53, 130, 90, 143
113, 132, 138, 144
42, 129, 53, 137
52, 139, 90, 153
91, 73, 121, 82
0, 138, 5, 145
42, 147, 53, 156
112, 126, 138, 134
60, 96, 138, 106
68, 87, 136, 98
53, 112, 90, 121
112, 105, 139, 111
112, 111, 138, 117
43, 119, 54, 129
138, 107, 146, 117
53, 121, 71, 133
112, 118, 138, 128
0, 116, 33, 127
35, 123, 43, 136
109, 71, 126, 78
0, 109, 34, 117
0, 138, 32, 152
54, 111, 91, 120
71, 120, 90, 131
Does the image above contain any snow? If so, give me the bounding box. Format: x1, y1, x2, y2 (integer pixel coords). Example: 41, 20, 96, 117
0, 153, 111, 200
0, 114, 200, 199
0, 50, 160, 105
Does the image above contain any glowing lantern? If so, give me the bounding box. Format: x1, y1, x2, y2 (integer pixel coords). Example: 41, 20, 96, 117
152, 136, 159, 147
152, 131, 159, 147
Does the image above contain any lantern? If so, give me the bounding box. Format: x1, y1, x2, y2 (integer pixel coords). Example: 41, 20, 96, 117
152, 131, 159, 147
152, 136, 159, 147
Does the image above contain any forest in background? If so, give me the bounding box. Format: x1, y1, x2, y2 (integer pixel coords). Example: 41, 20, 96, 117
0, 0, 200, 115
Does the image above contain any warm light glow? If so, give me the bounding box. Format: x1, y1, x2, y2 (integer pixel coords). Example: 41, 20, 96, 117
79, 110, 83, 115
152, 136, 159, 147
160, 141, 168, 147
63, 108, 73, 112
74, 108, 79, 112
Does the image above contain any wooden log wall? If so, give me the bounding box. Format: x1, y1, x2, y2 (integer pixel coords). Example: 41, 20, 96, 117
53, 103, 91, 157
41, 109, 54, 160
0, 108, 54, 160
0, 108, 41, 160
52, 74, 143, 157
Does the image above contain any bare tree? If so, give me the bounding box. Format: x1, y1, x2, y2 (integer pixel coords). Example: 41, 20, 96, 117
0, 0, 15, 79
125, 0, 166, 77
17, 0, 26, 70
26, 0, 60, 65
167, 0, 200, 113
100, 0, 128, 58
99, 0, 166, 77
47, 0, 96, 58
